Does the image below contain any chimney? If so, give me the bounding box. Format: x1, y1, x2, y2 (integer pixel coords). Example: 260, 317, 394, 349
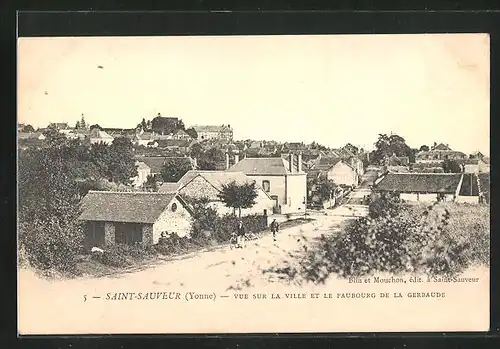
289, 153, 294, 173
234, 153, 239, 164
226, 152, 230, 170
298, 152, 302, 172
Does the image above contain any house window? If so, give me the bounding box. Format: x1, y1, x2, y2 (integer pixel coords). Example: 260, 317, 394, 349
262, 180, 271, 192
171, 202, 178, 212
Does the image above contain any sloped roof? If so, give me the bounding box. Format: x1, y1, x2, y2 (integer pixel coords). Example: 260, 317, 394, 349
374, 173, 462, 194
416, 150, 467, 159
173, 129, 191, 137
137, 132, 154, 140
79, 191, 181, 223
387, 155, 410, 166
90, 129, 114, 139
18, 132, 32, 140
433, 143, 452, 151
158, 182, 181, 193
228, 157, 301, 175
315, 157, 342, 171
135, 161, 150, 170
136, 156, 167, 174
156, 139, 191, 147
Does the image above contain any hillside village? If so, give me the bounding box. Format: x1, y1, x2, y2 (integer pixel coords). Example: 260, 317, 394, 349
18, 113, 490, 250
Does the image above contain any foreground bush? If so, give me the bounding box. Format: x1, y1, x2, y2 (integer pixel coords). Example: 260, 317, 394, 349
91, 243, 157, 268
296, 199, 489, 284
18, 218, 85, 274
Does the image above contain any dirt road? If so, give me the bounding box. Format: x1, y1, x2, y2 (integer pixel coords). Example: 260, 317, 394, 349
18, 204, 489, 334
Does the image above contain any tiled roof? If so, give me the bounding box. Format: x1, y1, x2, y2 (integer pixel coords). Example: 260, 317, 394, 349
156, 139, 191, 147
90, 129, 114, 139
374, 173, 462, 194
433, 143, 452, 151
315, 157, 342, 171
416, 150, 467, 159
135, 161, 150, 170
135, 156, 167, 174
18, 132, 32, 140
79, 191, 179, 223
227, 157, 302, 175
158, 182, 181, 193
137, 132, 154, 141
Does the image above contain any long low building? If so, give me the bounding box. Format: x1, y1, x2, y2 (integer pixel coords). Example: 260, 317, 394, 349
373, 173, 463, 202
78, 191, 193, 247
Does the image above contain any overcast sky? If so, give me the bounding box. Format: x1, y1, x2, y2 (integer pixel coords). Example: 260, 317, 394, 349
18, 34, 490, 155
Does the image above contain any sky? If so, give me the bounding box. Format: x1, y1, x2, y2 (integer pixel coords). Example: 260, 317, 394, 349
17, 34, 490, 155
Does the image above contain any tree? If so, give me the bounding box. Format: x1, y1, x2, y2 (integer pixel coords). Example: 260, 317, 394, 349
22, 124, 35, 133
141, 118, 147, 130
43, 125, 67, 146
190, 142, 203, 159
89, 124, 103, 130
185, 127, 198, 139
370, 133, 413, 165
198, 147, 225, 170
75, 120, 81, 129
143, 175, 158, 192
419, 145, 429, 152
308, 176, 337, 203
217, 180, 258, 218
344, 143, 359, 155
442, 159, 462, 173
160, 157, 193, 182
151, 115, 181, 135
79, 114, 87, 129
108, 137, 138, 184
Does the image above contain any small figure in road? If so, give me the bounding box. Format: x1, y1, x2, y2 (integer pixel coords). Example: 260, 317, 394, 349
270, 219, 279, 241
236, 219, 246, 248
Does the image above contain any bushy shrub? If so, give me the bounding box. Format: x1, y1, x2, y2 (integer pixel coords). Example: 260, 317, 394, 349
91, 243, 157, 268
18, 218, 85, 273
298, 199, 488, 284
153, 233, 194, 255
368, 192, 402, 219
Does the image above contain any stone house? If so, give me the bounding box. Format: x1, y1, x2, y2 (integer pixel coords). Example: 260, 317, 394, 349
460, 158, 490, 174
309, 157, 359, 187
192, 125, 233, 142
158, 170, 275, 216
171, 129, 193, 141
227, 154, 307, 214
416, 144, 467, 163
79, 191, 193, 247
373, 173, 463, 202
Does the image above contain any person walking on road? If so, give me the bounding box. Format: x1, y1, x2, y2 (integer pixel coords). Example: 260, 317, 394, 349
236, 219, 246, 248
270, 219, 279, 241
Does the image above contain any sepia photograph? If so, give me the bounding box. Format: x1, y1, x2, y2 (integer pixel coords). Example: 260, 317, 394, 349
17, 33, 490, 334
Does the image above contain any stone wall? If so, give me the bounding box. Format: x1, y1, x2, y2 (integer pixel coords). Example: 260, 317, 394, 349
104, 222, 115, 245
179, 176, 219, 200
142, 224, 154, 244
153, 197, 193, 242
